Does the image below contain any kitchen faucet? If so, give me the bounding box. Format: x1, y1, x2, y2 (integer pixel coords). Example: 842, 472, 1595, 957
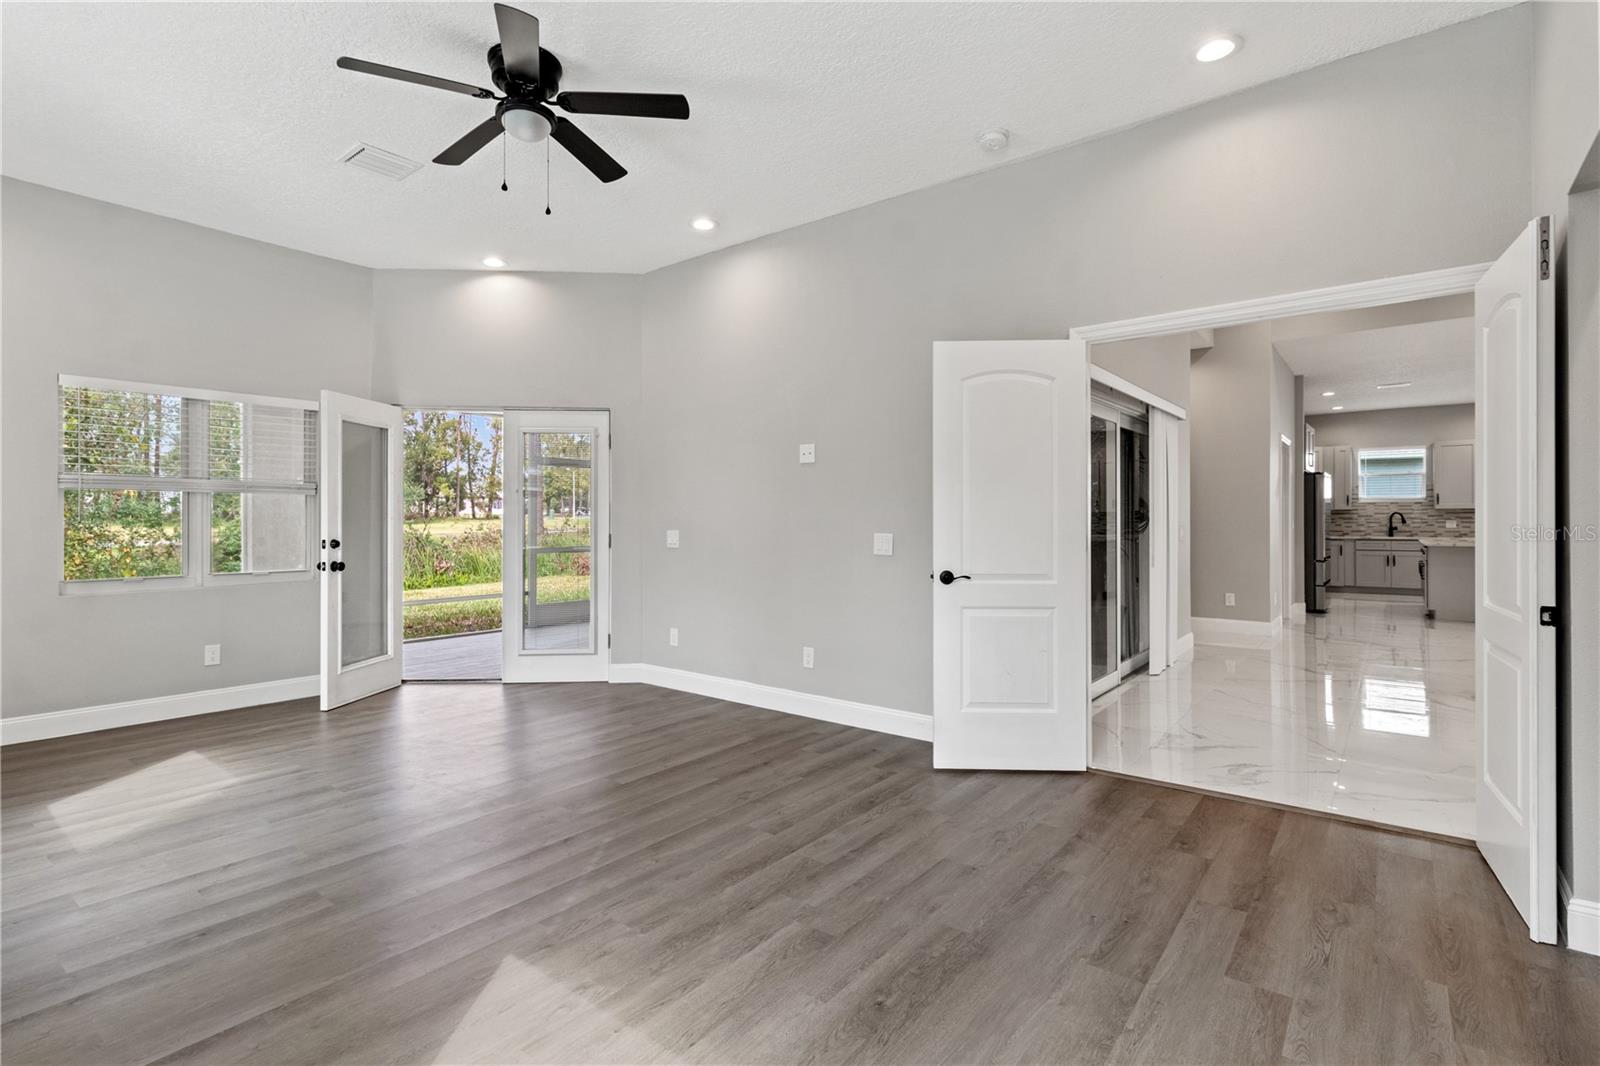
1387, 510, 1408, 537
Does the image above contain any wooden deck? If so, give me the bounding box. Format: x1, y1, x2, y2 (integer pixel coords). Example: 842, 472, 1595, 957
403, 625, 591, 680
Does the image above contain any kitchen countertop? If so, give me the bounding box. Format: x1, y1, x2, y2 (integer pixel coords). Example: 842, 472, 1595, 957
1417, 537, 1475, 548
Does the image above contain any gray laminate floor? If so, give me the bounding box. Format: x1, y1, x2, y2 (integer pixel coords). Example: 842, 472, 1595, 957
3, 682, 1596, 1064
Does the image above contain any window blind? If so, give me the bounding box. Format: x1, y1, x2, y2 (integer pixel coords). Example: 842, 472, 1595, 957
1357, 447, 1426, 500
59, 379, 317, 494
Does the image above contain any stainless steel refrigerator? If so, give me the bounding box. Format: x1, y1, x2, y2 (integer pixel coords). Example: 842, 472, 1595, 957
1304, 471, 1330, 613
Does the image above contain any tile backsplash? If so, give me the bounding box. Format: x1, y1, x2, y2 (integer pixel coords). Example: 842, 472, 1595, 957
1327, 499, 1475, 539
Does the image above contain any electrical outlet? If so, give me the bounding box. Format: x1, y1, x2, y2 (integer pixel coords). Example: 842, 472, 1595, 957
1445, 519, 1458, 529
668, 627, 679, 647
873, 532, 893, 556
203, 644, 221, 666
1225, 592, 1236, 607
798, 443, 816, 464
666, 529, 680, 548
802, 646, 815, 669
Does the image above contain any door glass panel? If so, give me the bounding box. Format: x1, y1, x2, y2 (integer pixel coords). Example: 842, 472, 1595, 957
1120, 423, 1150, 663
522, 430, 594, 653
1090, 415, 1117, 682
340, 421, 389, 667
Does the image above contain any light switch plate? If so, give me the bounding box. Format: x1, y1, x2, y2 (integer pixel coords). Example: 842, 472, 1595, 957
873, 533, 893, 556
203, 644, 221, 666
798, 443, 815, 464
666, 529, 680, 548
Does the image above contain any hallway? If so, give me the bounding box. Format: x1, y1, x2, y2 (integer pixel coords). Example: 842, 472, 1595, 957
1092, 596, 1475, 839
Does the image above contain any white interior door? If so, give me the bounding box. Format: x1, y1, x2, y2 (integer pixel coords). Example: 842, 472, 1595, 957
932, 340, 1089, 770
502, 410, 610, 683
1474, 217, 1557, 942
319, 390, 403, 710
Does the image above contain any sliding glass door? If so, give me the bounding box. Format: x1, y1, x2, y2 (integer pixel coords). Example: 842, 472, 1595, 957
1090, 399, 1150, 696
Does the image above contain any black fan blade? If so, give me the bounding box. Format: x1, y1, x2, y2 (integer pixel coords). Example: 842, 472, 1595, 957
336, 57, 494, 98
434, 116, 505, 165
551, 117, 626, 183
555, 92, 690, 120
494, 4, 540, 85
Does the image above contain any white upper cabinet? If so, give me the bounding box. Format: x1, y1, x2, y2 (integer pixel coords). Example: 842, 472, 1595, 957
1329, 445, 1356, 511
1432, 440, 1474, 509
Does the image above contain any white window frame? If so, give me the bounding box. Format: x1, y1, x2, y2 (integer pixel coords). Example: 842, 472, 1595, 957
57, 375, 320, 596
1355, 445, 1429, 502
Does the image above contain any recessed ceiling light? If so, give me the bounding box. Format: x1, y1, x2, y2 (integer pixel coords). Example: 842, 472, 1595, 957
1332, 405, 1345, 411
1321, 391, 1336, 397
1195, 36, 1240, 63
1375, 381, 1413, 390
691, 217, 717, 232
481, 256, 506, 269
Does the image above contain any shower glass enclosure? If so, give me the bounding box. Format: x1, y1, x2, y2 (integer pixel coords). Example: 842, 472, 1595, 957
1090, 396, 1150, 696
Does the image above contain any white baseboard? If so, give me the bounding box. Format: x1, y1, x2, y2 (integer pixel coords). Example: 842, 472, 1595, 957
1190, 616, 1280, 643
1, 676, 319, 746
1174, 632, 1195, 660
1561, 872, 1600, 956
609, 663, 931, 742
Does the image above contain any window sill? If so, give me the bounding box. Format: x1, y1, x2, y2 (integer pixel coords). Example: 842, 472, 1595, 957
60, 570, 315, 596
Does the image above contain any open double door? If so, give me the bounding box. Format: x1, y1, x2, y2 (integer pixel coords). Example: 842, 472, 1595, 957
317, 397, 610, 709
933, 218, 1557, 942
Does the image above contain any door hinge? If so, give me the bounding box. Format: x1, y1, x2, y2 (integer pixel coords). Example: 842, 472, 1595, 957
607, 633, 612, 648
1539, 216, 1551, 281
608, 533, 612, 548
1539, 605, 1558, 627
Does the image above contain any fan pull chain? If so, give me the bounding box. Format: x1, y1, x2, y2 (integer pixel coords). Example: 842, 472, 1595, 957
545, 138, 552, 216
501, 134, 508, 192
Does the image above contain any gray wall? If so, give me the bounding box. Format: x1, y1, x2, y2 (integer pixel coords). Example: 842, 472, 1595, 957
1, 179, 374, 715
1189, 324, 1275, 623
637, 8, 1532, 713
369, 271, 646, 663
1530, 0, 1600, 907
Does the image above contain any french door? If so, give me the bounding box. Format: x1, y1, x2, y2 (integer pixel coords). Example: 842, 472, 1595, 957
502, 410, 610, 682
931, 340, 1089, 770
319, 390, 404, 710
1474, 217, 1556, 942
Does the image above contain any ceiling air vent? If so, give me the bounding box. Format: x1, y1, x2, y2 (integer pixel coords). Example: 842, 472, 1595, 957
339, 143, 422, 181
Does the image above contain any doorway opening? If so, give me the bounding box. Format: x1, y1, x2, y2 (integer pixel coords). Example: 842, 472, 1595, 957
401, 409, 505, 681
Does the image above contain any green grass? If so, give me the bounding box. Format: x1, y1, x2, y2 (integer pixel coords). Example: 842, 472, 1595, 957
400, 516, 590, 640
404, 598, 500, 640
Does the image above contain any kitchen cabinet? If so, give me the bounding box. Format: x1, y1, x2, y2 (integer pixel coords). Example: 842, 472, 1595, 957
1432, 440, 1473, 509
1329, 445, 1356, 511
1355, 541, 1424, 589
1327, 538, 1355, 588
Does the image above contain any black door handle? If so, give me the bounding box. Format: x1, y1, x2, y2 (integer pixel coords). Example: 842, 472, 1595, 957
935, 570, 971, 585
330, 561, 346, 572
329, 538, 341, 549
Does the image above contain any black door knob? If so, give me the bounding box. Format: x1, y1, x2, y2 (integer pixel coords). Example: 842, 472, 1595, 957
937, 570, 971, 585
329, 538, 341, 549
330, 561, 346, 572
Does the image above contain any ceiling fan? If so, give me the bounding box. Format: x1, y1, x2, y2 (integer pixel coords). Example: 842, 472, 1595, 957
336, 3, 689, 184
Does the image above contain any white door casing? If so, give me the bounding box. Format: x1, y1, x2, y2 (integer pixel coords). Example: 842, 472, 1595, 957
932, 340, 1089, 770
319, 390, 404, 711
502, 410, 611, 683
1474, 217, 1557, 943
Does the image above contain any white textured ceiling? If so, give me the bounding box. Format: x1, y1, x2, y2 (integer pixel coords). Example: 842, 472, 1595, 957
1278, 318, 1475, 415
2, 2, 1509, 273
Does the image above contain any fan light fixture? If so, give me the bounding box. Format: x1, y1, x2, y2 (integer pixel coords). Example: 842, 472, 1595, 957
1195, 36, 1240, 63
691, 217, 717, 232
482, 256, 507, 268
500, 102, 552, 143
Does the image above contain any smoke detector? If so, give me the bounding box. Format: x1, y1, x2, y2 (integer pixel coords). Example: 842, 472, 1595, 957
977, 128, 1010, 153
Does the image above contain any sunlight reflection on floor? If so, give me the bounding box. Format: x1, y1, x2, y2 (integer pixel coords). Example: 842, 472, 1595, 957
47, 751, 236, 850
